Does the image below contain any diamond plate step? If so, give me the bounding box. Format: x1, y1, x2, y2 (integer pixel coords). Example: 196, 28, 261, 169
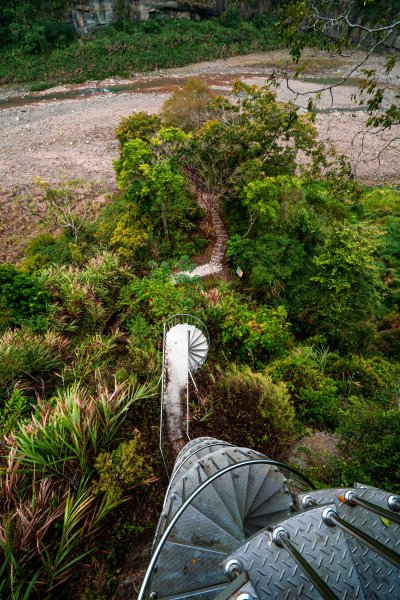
223, 504, 367, 600
150, 541, 227, 598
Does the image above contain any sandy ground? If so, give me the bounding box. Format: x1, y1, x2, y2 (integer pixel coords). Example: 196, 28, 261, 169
0, 49, 399, 260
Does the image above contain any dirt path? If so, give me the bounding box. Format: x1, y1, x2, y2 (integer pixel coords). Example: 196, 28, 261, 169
0, 49, 399, 260
178, 194, 228, 279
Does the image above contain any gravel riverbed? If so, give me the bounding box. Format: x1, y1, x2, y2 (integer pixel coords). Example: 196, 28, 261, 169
0, 50, 399, 260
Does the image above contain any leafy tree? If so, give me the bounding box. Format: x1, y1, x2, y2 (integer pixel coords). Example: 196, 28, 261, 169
182, 81, 325, 207
278, 0, 400, 150
161, 77, 216, 132
304, 222, 383, 348
226, 177, 325, 300
22, 178, 99, 243
107, 125, 202, 261
115, 112, 161, 149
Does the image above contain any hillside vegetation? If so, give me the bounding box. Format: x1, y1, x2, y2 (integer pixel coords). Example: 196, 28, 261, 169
0, 14, 278, 86
1, 78, 400, 597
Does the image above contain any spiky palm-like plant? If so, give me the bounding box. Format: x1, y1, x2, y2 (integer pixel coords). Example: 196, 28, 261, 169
0, 380, 154, 598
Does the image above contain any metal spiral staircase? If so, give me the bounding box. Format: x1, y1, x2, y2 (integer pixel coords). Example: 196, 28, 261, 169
143, 314, 400, 600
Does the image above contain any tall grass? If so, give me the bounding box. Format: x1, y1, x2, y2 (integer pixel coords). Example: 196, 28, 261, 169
13, 380, 152, 477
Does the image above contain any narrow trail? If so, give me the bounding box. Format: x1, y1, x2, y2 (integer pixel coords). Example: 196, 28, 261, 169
177, 193, 228, 279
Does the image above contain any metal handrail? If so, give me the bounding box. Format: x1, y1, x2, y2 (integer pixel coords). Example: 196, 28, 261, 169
137, 458, 315, 600
159, 321, 169, 477
163, 440, 235, 508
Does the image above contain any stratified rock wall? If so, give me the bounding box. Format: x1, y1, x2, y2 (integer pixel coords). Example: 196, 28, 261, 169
67, 0, 229, 32
67, 0, 273, 32
69, 1, 117, 33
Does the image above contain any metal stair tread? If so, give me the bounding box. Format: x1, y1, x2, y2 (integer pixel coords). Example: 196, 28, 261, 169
189, 341, 208, 351
223, 505, 368, 600
247, 469, 288, 515
248, 488, 291, 519
150, 540, 228, 597
189, 350, 207, 359
168, 463, 245, 541
167, 501, 243, 551
198, 451, 246, 530
168, 442, 235, 494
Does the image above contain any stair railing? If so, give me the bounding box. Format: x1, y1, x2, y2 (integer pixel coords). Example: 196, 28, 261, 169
163, 314, 210, 348
159, 320, 169, 477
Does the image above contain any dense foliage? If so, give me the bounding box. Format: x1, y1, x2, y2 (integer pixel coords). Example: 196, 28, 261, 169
1, 78, 400, 597
0, 15, 279, 86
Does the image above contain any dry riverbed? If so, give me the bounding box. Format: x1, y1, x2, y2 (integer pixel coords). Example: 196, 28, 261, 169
0, 49, 399, 261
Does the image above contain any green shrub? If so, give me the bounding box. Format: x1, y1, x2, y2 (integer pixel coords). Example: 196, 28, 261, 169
268, 346, 340, 429
13, 381, 153, 479
0, 17, 278, 85
0, 388, 31, 435
219, 7, 241, 28
22, 232, 72, 270
64, 334, 120, 385
0, 376, 154, 597
207, 288, 292, 365
0, 328, 64, 403
338, 400, 400, 492
42, 253, 131, 335
0, 263, 49, 330
120, 265, 205, 330
325, 353, 400, 407
94, 431, 154, 502
10, 20, 74, 54
193, 365, 296, 459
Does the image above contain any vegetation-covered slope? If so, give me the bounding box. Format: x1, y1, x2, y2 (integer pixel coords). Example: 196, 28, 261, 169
0, 15, 279, 86
1, 80, 399, 598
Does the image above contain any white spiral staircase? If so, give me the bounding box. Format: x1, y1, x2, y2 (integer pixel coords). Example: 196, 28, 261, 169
160, 315, 210, 467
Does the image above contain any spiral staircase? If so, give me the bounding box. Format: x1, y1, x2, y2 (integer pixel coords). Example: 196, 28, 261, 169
160, 315, 210, 467
142, 315, 400, 600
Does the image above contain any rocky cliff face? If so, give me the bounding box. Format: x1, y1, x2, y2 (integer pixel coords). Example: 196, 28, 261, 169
67, 0, 272, 33
69, 1, 117, 33
67, 0, 222, 33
